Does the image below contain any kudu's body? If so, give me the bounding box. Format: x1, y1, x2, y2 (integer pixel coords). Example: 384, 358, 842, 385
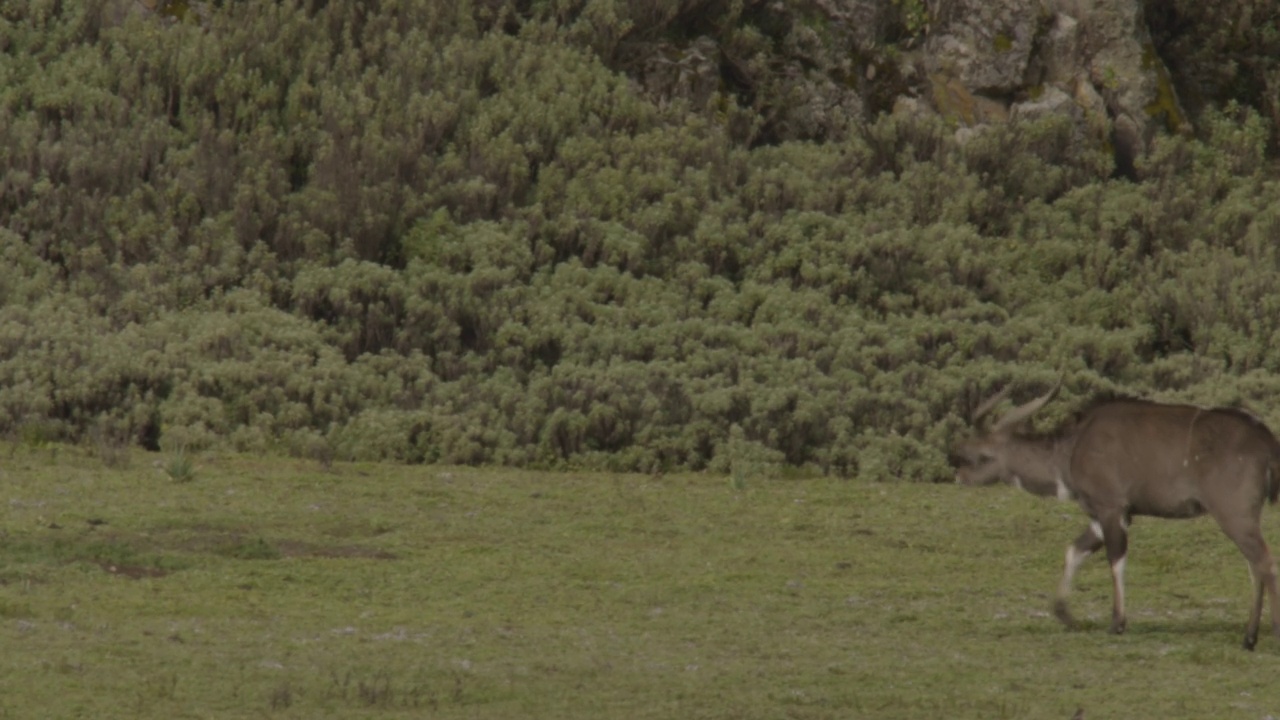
953, 385, 1280, 649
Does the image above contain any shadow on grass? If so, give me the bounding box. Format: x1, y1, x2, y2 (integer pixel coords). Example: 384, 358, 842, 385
996, 614, 1263, 654
1120, 618, 1245, 637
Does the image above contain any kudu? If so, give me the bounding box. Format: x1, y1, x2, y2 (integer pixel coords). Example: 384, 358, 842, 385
952, 383, 1280, 649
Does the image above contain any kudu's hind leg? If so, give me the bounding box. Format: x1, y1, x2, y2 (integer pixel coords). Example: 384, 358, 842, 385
1219, 521, 1280, 651
1053, 521, 1104, 629
1099, 515, 1129, 635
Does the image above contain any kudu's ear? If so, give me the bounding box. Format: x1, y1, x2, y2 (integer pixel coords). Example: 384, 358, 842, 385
971, 385, 1011, 425
992, 380, 1061, 432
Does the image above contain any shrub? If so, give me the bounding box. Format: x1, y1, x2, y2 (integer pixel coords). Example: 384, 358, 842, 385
1, 2, 1277, 480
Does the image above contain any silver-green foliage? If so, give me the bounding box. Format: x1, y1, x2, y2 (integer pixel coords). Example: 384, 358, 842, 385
1, 3, 1279, 478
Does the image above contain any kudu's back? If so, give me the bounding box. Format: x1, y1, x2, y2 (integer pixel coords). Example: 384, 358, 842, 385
1070, 400, 1280, 519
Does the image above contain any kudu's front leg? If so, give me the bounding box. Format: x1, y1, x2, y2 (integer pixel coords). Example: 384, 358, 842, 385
1054, 521, 1104, 629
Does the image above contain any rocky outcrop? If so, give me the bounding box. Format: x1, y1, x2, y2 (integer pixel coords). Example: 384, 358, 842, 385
916, 0, 1188, 172
609, 0, 1189, 170
106, 0, 1203, 170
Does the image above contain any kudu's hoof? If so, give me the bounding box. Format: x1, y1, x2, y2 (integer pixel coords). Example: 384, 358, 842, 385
1109, 619, 1126, 635
1052, 599, 1075, 629
1243, 633, 1258, 651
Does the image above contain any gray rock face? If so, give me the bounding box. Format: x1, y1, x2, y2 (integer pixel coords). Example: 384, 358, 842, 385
915, 0, 1187, 171
924, 0, 1049, 94
1011, 85, 1078, 124
555, 0, 1192, 162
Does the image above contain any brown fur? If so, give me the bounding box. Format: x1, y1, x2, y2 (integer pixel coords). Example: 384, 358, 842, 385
953, 388, 1280, 649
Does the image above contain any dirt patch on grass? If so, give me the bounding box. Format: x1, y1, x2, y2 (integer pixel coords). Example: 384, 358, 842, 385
154, 526, 396, 561
88, 538, 394, 578
12, 527, 397, 577
98, 562, 170, 579
273, 540, 396, 560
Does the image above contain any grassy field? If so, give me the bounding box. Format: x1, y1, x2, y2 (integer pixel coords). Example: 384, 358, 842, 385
0, 446, 1277, 719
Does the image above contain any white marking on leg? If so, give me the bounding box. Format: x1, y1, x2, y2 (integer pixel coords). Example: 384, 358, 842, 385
1059, 544, 1093, 598
1112, 555, 1127, 615
1055, 476, 1073, 501
1012, 475, 1024, 491
1089, 520, 1102, 540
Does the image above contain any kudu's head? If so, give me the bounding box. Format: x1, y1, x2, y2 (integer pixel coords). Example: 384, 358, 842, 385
951, 382, 1060, 486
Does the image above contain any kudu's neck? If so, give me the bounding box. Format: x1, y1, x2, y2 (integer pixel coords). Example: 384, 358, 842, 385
1004, 434, 1075, 501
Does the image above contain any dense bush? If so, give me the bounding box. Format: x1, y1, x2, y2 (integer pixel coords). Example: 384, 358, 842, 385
1, 1, 1278, 480
1147, 0, 1280, 148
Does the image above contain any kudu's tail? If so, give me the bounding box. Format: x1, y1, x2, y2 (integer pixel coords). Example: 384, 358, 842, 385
1269, 440, 1280, 505
1269, 456, 1280, 505
1248, 407, 1280, 504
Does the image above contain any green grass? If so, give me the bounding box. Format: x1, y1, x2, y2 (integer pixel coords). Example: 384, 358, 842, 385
0, 446, 1277, 718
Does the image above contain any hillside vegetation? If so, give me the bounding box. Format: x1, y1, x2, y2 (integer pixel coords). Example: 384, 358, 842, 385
2, 1, 1279, 479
